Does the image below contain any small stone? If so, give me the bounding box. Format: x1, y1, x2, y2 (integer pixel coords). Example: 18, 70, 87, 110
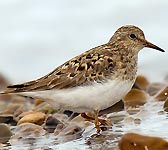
155, 86, 168, 101
126, 107, 141, 115
17, 111, 46, 125
107, 113, 126, 123
0, 123, 12, 143
134, 75, 150, 90
134, 118, 141, 124
146, 82, 166, 96
123, 88, 148, 107
45, 115, 64, 133
34, 99, 44, 106
32, 102, 57, 114
163, 97, 168, 112
0, 114, 16, 125
54, 122, 83, 140
13, 123, 45, 138
54, 124, 65, 136
100, 100, 124, 115
118, 133, 168, 150
2, 104, 22, 115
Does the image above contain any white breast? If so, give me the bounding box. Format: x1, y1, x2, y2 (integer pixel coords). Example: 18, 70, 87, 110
22, 79, 134, 113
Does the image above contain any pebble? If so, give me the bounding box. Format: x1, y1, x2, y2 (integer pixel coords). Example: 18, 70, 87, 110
17, 111, 46, 125
155, 86, 168, 101
32, 102, 57, 114
0, 114, 16, 125
163, 97, 168, 112
12, 123, 46, 138
99, 100, 124, 115
118, 133, 168, 150
45, 115, 64, 133
54, 123, 83, 142
134, 75, 150, 90
123, 88, 148, 107
0, 123, 12, 143
134, 118, 141, 124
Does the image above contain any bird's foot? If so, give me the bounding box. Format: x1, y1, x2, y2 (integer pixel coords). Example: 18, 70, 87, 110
81, 112, 112, 133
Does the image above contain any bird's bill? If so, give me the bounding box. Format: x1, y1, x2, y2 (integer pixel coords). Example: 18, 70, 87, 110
145, 40, 165, 52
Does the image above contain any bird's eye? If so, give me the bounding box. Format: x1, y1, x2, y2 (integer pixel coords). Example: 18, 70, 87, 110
129, 34, 137, 39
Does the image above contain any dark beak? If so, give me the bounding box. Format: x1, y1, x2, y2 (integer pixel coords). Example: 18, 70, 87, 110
144, 40, 165, 52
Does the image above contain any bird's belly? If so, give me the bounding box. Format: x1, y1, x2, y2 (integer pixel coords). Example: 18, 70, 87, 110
23, 79, 134, 113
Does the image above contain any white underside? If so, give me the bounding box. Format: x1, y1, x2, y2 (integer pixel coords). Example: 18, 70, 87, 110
21, 79, 134, 113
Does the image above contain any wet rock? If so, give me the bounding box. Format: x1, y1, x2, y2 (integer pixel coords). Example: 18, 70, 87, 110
45, 115, 64, 133
107, 113, 126, 123
0, 114, 16, 125
100, 100, 124, 115
119, 133, 168, 150
134, 75, 150, 90
126, 107, 140, 115
17, 111, 46, 125
1, 95, 32, 121
0, 123, 12, 143
146, 82, 166, 96
86, 133, 121, 150
54, 123, 83, 143
2, 103, 22, 115
155, 86, 168, 101
163, 97, 168, 112
58, 124, 82, 136
32, 102, 57, 114
123, 88, 148, 107
71, 114, 92, 127
134, 118, 141, 124
12, 123, 46, 138
54, 123, 65, 136
34, 99, 45, 106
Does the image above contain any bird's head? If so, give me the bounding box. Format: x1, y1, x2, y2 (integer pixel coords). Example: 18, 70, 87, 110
109, 25, 165, 54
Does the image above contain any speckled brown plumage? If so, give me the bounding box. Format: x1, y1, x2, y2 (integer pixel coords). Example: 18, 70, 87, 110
5, 25, 164, 93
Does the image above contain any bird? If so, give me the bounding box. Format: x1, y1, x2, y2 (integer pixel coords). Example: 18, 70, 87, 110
1, 25, 164, 133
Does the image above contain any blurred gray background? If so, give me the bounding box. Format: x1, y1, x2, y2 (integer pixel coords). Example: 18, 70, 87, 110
0, 0, 167, 83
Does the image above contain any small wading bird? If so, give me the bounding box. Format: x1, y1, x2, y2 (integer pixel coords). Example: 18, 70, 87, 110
1, 25, 164, 133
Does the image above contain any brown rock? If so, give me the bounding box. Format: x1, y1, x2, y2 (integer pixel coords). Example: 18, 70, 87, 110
17, 111, 46, 125
0, 123, 12, 143
100, 100, 124, 115
14, 123, 46, 138
119, 133, 168, 150
134, 75, 150, 90
155, 86, 168, 101
163, 97, 168, 112
146, 82, 166, 96
45, 115, 64, 133
32, 102, 57, 114
123, 88, 148, 107
34, 99, 44, 106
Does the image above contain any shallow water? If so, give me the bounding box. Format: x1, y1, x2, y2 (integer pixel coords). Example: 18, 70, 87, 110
1, 96, 168, 150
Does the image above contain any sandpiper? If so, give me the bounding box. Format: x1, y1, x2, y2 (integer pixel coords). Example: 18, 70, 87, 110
1, 25, 164, 133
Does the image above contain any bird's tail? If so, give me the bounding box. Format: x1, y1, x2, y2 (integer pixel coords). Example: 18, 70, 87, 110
0, 83, 31, 94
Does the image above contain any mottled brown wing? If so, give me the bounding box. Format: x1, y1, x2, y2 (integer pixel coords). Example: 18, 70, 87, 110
5, 44, 116, 93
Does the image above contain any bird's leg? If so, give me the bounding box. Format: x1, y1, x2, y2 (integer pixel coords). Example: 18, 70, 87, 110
94, 110, 101, 133
81, 113, 112, 126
